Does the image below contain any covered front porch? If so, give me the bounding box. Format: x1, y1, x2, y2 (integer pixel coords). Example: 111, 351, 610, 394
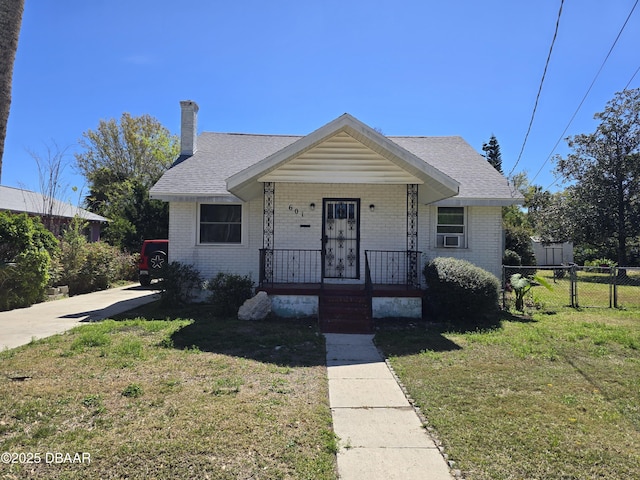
258, 249, 423, 333
221, 115, 459, 332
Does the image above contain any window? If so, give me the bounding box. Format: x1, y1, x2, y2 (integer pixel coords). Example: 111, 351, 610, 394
199, 204, 242, 244
437, 207, 465, 248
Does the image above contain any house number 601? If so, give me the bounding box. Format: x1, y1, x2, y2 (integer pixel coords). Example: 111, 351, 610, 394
288, 204, 304, 217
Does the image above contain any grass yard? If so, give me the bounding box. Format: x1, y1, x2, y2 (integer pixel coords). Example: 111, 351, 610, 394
375, 308, 640, 479
509, 267, 640, 310
0, 304, 337, 479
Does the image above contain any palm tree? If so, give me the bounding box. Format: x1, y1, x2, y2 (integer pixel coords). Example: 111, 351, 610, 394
0, 0, 25, 182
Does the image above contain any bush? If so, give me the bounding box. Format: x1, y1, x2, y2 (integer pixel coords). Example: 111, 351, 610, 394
0, 250, 52, 311
584, 257, 617, 273
0, 212, 58, 311
207, 272, 254, 317
59, 241, 132, 294
79, 242, 120, 292
503, 249, 522, 266
114, 250, 139, 282
504, 224, 536, 266
423, 257, 500, 323
159, 262, 203, 307
57, 216, 138, 294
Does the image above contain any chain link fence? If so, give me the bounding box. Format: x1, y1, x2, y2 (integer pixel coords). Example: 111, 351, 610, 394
503, 265, 640, 311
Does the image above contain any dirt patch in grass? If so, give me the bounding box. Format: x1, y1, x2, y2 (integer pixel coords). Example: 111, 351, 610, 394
375, 309, 640, 479
0, 304, 336, 479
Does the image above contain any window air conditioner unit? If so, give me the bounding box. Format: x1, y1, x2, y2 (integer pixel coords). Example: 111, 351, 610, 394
443, 235, 461, 247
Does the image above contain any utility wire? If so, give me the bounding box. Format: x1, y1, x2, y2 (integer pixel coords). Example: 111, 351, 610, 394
623, 63, 640, 90
544, 60, 640, 192
508, 0, 565, 177
532, 0, 639, 184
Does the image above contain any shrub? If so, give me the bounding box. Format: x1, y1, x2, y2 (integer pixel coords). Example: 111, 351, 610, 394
503, 249, 522, 266
159, 262, 203, 307
60, 241, 129, 294
57, 216, 138, 294
207, 272, 254, 317
504, 224, 536, 266
0, 250, 52, 311
56, 217, 88, 291
584, 258, 617, 271
78, 242, 120, 292
0, 212, 58, 311
423, 257, 500, 323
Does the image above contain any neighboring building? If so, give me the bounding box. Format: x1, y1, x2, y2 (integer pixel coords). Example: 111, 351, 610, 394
150, 101, 522, 332
531, 237, 574, 266
0, 185, 108, 241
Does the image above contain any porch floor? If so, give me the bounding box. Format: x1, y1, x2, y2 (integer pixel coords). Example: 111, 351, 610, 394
258, 283, 423, 297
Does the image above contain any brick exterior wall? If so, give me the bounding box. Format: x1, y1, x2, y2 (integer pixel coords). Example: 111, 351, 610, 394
422, 205, 503, 278
168, 201, 263, 283
167, 185, 504, 284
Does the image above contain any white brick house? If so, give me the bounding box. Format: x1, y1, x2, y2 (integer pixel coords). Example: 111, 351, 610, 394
150, 101, 521, 332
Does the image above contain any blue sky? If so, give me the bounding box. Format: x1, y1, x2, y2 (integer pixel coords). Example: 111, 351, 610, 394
4, 0, 640, 203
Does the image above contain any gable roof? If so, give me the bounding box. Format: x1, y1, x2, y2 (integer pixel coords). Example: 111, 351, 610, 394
150, 113, 521, 206
0, 186, 108, 222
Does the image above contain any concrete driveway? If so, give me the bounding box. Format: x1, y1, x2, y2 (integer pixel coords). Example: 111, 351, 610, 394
0, 284, 160, 351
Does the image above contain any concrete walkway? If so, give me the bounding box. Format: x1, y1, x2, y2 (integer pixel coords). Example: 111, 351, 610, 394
0, 284, 160, 351
325, 333, 454, 480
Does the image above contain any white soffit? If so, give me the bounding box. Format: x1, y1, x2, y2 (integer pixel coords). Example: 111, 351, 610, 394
258, 131, 423, 184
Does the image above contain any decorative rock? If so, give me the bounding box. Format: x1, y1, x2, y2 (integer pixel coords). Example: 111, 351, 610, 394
238, 291, 271, 321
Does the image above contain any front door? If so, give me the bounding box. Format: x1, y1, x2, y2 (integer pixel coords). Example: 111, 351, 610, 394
322, 199, 360, 279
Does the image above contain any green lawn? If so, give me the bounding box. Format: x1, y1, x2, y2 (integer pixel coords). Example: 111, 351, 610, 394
375, 308, 640, 479
508, 267, 640, 310
4, 295, 640, 479
0, 304, 337, 479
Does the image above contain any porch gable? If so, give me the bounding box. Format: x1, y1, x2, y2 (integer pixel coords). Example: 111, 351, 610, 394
226, 113, 459, 204
258, 131, 423, 185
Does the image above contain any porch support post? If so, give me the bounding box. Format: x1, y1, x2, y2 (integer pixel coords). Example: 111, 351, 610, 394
263, 182, 275, 283
407, 184, 419, 288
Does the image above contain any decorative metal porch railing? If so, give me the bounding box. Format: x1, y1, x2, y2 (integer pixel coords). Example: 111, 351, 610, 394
364, 250, 422, 289
259, 248, 422, 288
259, 249, 322, 286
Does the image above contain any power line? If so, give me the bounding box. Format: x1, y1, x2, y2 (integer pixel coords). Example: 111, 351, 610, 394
544, 59, 640, 192
623, 63, 640, 90
508, 0, 565, 177
532, 0, 639, 184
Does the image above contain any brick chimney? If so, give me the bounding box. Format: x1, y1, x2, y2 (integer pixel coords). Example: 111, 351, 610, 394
180, 100, 199, 156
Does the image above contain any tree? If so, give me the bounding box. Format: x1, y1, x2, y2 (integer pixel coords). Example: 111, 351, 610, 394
529, 190, 574, 243
502, 172, 538, 265
75, 113, 179, 252
482, 134, 503, 173
28, 140, 71, 234
0, 0, 25, 180
555, 88, 640, 265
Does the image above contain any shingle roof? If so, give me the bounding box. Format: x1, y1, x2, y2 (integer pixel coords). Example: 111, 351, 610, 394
151, 133, 300, 200
0, 186, 108, 222
390, 136, 516, 203
150, 117, 521, 206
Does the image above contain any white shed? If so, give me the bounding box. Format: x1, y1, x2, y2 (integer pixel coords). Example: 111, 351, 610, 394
531, 237, 573, 266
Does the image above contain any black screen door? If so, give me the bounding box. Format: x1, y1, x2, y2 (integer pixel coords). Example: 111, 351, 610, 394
322, 199, 360, 279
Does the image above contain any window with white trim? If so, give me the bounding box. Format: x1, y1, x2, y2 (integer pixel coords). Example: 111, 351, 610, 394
199, 204, 242, 244
436, 207, 465, 248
